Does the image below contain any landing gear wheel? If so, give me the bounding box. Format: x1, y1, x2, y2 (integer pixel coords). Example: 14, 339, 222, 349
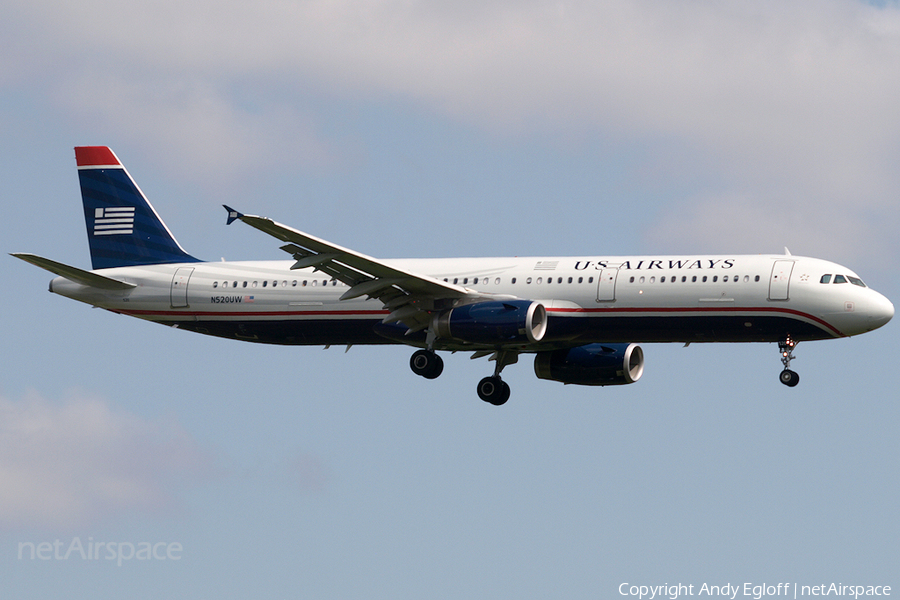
410, 350, 443, 379
777, 336, 800, 388
477, 376, 511, 406
779, 369, 800, 387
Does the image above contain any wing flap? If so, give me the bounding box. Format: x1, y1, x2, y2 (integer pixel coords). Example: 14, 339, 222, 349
234, 211, 466, 297
223, 206, 526, 334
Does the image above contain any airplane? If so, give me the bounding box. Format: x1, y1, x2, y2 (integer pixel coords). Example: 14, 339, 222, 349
11, 146, 894, 405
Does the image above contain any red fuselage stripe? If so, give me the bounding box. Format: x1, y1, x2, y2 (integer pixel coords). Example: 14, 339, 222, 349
112, 305, 844, 337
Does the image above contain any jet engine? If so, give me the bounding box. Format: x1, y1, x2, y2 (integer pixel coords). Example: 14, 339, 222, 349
534, 343, 644, 386
434, 300, 547, 344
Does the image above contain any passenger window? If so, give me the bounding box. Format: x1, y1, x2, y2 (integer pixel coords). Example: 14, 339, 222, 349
701, 276, 707, 283
712, 276, 718, 283
511, 277, 517, 284
213, 281, 218, 288
588, 277, 594, 283
660, 276, 666, 283
262, 281, 267, 287
692, 276, 697, 282
578, 277, 583, 284
754, 276, 760, 282
495, 278, 501, 285
568, 277, 573, 284
243, 281, 248, 288
292, 280, 297, 287
833, 275, 848, 284
526, 277, 532, 284
723, 276, 728, 282
681, 276, 687, 282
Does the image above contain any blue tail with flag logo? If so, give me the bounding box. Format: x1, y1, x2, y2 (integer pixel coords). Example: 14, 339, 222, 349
75, 146, 200, 269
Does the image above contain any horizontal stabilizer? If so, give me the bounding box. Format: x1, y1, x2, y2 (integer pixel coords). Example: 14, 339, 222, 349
10, 253, 136, 290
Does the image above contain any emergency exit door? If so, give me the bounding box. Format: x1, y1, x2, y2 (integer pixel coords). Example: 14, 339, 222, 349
596, 268, 618, 302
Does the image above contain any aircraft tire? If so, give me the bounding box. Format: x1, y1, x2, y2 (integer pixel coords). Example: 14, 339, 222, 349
410, 350, 443, 379
477, 376, 510, 405
779, 369, 800, 387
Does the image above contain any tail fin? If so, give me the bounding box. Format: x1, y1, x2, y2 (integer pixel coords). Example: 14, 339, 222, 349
75, 146, 200, 269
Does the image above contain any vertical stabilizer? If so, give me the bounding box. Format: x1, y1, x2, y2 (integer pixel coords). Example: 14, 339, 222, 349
75, 146, 199, 269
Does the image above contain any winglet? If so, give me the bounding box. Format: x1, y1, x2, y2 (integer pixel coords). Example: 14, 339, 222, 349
223, 205, 244, 225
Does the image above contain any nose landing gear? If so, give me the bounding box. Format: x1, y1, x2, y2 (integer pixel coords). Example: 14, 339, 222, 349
778, 336, 800, 387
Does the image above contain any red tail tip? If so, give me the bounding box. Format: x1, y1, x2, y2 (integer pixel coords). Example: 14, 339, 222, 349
75, 146, 120, 167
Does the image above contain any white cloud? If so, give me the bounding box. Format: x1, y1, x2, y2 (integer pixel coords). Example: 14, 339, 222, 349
57, 74, 336, 186
0, 392, 210, 531
7, 0, 900, 256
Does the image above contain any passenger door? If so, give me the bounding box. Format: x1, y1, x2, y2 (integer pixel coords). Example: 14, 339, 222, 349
768, 260, 794, 301
170, 267, 194, 308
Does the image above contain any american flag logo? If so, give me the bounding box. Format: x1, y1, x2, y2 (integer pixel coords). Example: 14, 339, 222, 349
93, 207, 135, 236
534, 261, 559, 271
244, 296, 255, 303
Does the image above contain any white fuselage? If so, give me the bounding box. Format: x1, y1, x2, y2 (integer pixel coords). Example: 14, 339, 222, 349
49, 253, 894, 350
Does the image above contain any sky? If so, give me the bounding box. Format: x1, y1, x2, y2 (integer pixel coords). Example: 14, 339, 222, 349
2, 0, 899, 597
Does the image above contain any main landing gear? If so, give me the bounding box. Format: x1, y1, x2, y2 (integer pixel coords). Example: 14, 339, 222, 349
410, 349, 443, 379
476, 376, 510, 406
408, 348, 516, 406
778, 336, 800, 387
476, 350, 517, 406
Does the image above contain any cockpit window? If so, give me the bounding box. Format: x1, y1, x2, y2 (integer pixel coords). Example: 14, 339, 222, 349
848, 276, 866, 288
820, 274, 832, 284
833, 275, 848, 284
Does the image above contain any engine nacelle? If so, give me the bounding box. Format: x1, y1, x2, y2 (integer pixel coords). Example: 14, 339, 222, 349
435, 300, 547, 344
534, 343, 644, 386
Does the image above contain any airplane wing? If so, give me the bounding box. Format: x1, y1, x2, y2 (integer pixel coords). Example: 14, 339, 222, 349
223, 206, 505, 333
11, 253, 136, 290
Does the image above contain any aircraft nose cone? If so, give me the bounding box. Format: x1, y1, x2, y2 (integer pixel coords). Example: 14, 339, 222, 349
868, 292, 894, 331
